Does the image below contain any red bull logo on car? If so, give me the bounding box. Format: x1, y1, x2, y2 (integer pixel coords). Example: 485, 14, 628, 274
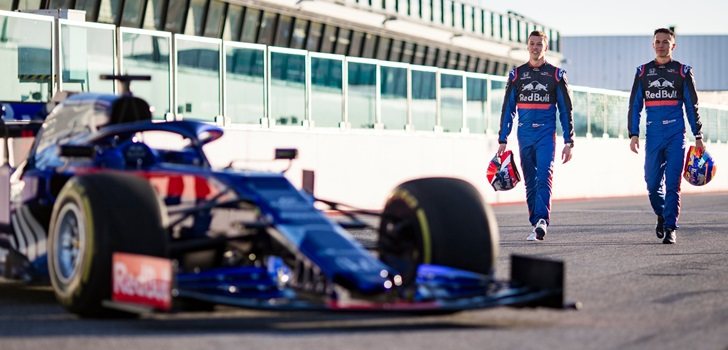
112, 253, 173, 311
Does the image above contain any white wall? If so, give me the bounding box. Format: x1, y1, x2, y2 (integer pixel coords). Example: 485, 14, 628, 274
2, 127, 722, 209
204, 128, 728, 209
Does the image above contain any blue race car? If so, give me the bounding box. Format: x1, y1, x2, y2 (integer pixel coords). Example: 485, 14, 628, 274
0, 75, 566, 317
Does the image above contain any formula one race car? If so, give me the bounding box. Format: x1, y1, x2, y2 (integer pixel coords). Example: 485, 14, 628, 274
0, 75, 566, 317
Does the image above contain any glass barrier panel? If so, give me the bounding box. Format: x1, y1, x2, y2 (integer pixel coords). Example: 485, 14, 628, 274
440, 73, 462, 132
0, 14, 52, 102
410, 0, 420, 19
499, 14, 509, 42
587, 93, 608, 137
385, 0, 396, 12
380, 65, 407, 130
720, 110, 728, 143
411, 70, 436, 131
571, 90, 588, 137
120, 30, 171, 119
432, 0, 442, 24
703, 108, 716, 143
722, 110, 728, 143
696, 108, 708, 142
347, 61, 376, 129
453, 2, 461, 29
311, 56, 343, 127
225, 45, 265, 124
483, 10, 491, 37
270, 51, 305, 126
488, 80, 505, 134
421, 0, 431, 21
466, 77, 487, 134
711, 109, 721, 143
443, 0, 452, 27
176, 37, 221, 121
604, 95, 628, 138
61, 23, 115, 93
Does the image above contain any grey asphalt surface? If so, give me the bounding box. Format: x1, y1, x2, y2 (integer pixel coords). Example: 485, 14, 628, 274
1, 192, 727, 350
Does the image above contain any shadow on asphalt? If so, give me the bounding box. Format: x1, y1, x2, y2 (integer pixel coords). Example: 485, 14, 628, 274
0, 284, 536, 337
499, 241, 657, 247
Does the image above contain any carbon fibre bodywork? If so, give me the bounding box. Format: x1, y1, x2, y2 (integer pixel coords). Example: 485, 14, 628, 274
0, 92, 566, 315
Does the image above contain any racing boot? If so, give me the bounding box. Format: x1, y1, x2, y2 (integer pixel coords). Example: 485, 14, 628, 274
655, 216, 665, 239
534, 219, 547, 241
663, 228, 676, 244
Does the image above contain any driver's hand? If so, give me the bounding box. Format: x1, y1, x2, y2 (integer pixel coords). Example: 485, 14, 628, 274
630, 136, 640, 154
562, 145, 573, 164
695, 138, 705, 152
496, 143, 507, 156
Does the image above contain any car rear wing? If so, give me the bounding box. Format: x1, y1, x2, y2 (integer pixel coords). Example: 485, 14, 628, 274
1, 102, 48, 138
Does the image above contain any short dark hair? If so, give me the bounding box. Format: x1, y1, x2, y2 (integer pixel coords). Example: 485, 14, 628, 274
654, 28, 675, 39
529, 30, 548, 41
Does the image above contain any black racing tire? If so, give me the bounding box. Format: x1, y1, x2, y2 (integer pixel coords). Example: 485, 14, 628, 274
47, 173, 168, 317
378, 177, 498, 286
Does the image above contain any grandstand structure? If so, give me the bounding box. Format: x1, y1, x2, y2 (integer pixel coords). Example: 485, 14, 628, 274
0, 5, 726, 207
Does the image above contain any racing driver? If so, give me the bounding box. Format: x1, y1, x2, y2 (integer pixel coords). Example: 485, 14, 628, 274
628, 28, 704, 244
497, 30, 575, 241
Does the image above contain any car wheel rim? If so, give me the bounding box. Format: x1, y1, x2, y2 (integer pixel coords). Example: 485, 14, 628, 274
54, 203, 86, 285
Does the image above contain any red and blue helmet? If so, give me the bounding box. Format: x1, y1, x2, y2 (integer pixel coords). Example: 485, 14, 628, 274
683, 146, 716, 186
487, 150, 521, 191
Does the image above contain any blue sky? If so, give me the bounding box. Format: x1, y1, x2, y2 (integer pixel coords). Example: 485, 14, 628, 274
482, 0, 728, 36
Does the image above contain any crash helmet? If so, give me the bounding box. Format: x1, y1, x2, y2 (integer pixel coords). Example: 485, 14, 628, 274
683, 145, 716, 186
486, 150, 521, 191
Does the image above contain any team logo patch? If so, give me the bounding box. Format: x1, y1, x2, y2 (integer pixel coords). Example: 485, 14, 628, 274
522, 81, 548, 91
647, 78, 674, 89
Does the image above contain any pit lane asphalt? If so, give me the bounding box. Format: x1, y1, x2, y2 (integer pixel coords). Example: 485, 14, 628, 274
1, 193, 727, 350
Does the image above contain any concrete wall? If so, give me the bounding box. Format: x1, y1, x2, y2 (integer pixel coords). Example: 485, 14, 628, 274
204, 127, 728, 209
2, 126, 723, 209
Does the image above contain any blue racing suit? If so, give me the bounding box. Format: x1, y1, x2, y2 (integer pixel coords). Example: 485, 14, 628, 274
498, 62, 574, 226
628, 60, 703, 230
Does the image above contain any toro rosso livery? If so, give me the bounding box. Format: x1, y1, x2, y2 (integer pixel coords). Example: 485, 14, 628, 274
628, 60, 703, 230
0, 75, 566, 317
498, 62, 574, 226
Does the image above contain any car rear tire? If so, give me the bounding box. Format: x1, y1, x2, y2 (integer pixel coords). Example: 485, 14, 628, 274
47, 173, 168, 317
378, 177, 498, 286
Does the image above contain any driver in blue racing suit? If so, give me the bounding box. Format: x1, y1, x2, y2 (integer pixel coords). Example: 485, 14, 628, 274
497, 30, 575, 242
628, 28, 704, 245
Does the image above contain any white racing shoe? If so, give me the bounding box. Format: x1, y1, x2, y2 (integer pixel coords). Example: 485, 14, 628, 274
534, 219, 548, 241
526, 231, 538, 241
